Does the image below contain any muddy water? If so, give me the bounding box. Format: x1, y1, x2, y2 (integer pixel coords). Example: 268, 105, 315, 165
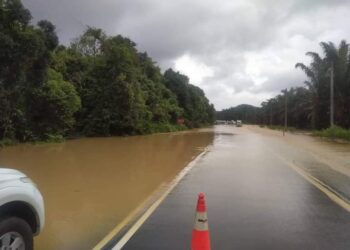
0, 130, 214, 250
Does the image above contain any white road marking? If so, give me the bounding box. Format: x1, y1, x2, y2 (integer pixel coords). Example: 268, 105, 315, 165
93, 148, 210, 250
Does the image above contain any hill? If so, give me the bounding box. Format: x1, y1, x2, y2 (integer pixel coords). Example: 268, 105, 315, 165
216, 104, 261, 124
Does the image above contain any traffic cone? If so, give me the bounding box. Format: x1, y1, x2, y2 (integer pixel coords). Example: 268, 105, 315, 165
191, 193, 211, 250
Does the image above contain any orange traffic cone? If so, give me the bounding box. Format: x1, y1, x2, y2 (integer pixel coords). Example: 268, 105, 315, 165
191, 193, 211, 250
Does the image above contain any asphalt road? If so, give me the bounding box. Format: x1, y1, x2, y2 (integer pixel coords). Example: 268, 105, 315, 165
118, 125, 350, 249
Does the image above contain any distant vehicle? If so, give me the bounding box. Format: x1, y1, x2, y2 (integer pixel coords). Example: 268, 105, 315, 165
236, 120, 242, 127
0, 168, 44, 250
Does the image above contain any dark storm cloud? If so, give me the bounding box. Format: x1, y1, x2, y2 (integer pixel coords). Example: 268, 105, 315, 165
22, 0, 350, 110
22, 0, 281, 61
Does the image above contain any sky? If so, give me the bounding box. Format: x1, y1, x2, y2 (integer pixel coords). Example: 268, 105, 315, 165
22, 0, 350, 110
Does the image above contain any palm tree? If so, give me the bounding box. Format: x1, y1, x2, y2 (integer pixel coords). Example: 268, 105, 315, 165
296, 40, 350, 129
295, 51, 328, 129
322, 41, 350, 128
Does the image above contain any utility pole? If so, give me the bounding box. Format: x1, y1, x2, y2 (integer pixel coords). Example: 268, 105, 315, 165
330, 62, 334, 127
283, 89, 288, 136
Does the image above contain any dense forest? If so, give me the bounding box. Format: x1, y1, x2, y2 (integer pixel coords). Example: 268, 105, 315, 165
0, 0, 214, 143
217, 40, 350, 131
216, 104, 261, 124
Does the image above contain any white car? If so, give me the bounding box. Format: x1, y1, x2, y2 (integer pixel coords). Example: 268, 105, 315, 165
0, 168, 44, 250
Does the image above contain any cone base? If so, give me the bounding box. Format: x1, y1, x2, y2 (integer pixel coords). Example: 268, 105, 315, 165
191, 230, 211, 250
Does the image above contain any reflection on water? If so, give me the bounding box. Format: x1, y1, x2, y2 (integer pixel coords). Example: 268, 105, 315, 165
0, 130, 214, 250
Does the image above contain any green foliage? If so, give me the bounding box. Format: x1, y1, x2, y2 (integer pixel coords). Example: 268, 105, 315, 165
164, 69, 215, 127
0, 138, 17, 147
0, 0, 60, 141
216, 104, 260, 124
258, 40, 350, 131
260, 87, 311, 129
42, 133, 65, 143
0, 1, 214, 144
27, 69, 81, 138
1, 0, 31, 28
71, 27, 106, 57
64, 29, 213, 136
37, 20, 59, 50
313, 126, 350, 141
250, 40, 350, 133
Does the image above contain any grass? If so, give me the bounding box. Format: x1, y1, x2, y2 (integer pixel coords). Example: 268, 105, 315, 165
313, 125, 350, 141
0, 138, 17, 147
0, 134, 65, 148
0, 123, 203, 148
43, 134, 65, 143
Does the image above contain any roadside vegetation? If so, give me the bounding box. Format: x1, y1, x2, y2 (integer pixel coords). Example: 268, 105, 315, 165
216, 104, 260, 124
217, 41, 350, 139
0, 0, 215, 145
313, 126, 350, 141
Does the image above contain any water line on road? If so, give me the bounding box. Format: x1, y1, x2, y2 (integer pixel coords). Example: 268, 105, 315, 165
122, 125, 350, 249
266, 147, 350, 213
0, 130, 214, 249
95, 146, 211, 250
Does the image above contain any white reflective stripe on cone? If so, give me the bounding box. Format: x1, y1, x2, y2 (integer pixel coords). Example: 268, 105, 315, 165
194, 212, 209, 231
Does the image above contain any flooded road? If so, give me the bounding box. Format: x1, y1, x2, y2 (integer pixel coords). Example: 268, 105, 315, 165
122, 125, 350, 250
247, 125, 350, 204
0, 130, 214, 250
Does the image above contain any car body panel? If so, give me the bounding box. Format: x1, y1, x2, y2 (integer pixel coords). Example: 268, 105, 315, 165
0, 168, 45, 234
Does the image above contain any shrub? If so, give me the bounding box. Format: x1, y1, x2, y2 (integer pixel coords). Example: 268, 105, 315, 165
0, 138, 16, 147
313, 126, 350, 141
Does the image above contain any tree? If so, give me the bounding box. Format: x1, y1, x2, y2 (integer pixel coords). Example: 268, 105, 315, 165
37, 20, 59, 50
71, 27, 106, 57
216, 104, 261, 124
27, 69, 81, 138
256, 40, 350, 130
0, 0, 215, 142
295, 50, 329, 129
320, 41, 350, 128
296, 40, 350, 129
164, 69, 214, 127
0, 0, 58, 140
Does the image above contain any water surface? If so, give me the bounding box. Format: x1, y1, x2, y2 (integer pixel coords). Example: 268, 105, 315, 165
0, 130, 214, 250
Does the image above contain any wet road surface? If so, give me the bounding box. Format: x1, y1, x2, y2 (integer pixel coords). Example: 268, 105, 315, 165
120, 125, 350, 250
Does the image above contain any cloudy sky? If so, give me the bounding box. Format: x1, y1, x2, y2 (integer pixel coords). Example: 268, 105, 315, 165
23, 0, 350, 110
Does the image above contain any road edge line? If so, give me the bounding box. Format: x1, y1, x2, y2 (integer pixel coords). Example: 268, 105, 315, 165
288, 162, 350, 213
111, 148, 208, 249
93, 148, 209, 250
272, 152, 350, 213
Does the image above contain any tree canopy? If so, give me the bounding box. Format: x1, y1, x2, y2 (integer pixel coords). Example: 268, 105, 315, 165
0, 0, 215, 143
216, 104, 261, 124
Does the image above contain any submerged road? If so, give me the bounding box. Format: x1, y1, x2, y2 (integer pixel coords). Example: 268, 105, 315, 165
109, 125, 350, 249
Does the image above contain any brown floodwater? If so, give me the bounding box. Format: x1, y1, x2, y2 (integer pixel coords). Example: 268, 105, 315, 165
0, 130, 214, 250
